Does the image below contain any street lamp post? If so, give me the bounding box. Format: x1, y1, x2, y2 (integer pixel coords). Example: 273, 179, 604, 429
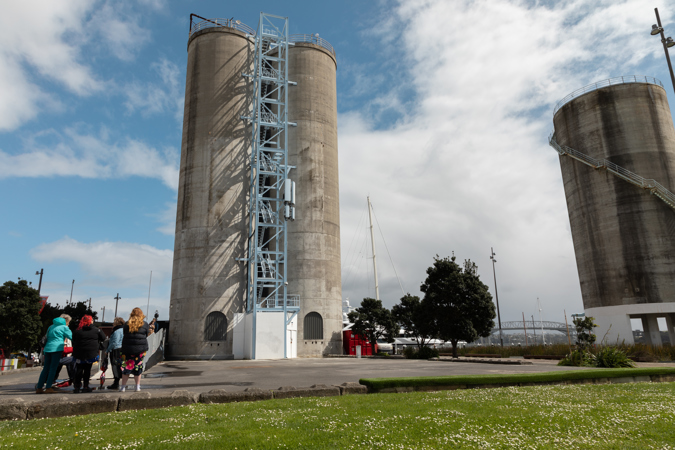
35, 269, 44, 296
652, 8, 675, 94
114, 293, 121, 318
69, 280, 75, 304
490, 247, 504, 347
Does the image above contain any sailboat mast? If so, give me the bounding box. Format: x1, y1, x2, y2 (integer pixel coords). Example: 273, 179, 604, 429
367, 196, 380, 300
538, 297, 546, 345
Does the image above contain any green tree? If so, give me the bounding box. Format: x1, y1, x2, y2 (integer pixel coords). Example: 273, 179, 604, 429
573, 316, 597, 351
421, 255, 496, 358
0, 279, 43, 354
39, 301, 98, 334
348, 298, 397, 355
63, 301, 98, 330
392, 294, 435, 351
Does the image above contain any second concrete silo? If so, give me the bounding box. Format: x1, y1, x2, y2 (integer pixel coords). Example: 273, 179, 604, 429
551, 77, 675, 345
287, 37, 342, 357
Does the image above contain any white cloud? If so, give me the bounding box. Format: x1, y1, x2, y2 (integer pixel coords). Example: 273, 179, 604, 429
31, 237, 173, 287
339, 0, 672, 322
155, 201, 178, 235
32, 237, 173, 320
0, 128, 179, 189
124, 58, 184, 120
0, 0, 155, 131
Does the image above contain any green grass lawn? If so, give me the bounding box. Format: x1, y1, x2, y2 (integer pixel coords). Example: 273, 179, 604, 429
2, 383, 675, 449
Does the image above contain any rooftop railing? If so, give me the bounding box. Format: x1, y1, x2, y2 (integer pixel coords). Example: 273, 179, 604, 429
553, 76, 664, 116
186, 16, 337, 57
289, 34, 336, 56
189, 16, 255, 38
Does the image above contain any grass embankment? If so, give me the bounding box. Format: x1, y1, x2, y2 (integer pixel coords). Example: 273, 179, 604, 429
360, 367, 675, 392
2, 383, 675, 449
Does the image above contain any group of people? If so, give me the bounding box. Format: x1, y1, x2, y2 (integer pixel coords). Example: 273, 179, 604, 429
36, 307, 151, 394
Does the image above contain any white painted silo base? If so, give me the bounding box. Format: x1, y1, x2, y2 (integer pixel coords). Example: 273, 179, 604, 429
232, 311, 297, 360
585, 303, 675, 346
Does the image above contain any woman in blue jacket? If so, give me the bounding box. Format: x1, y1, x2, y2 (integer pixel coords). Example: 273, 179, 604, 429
36, 315, 72, 394
106, 317, 125, 390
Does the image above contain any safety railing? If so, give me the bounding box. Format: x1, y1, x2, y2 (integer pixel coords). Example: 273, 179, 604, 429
189, 17, 255, 38
187, 17, 336, 57
259, 295, 300, 309
548, 132, 675, 209
553, 76, 664, 116
290, 34, 336, 56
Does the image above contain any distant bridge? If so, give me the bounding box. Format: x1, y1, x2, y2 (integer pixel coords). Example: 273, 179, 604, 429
491, 321, 572, 334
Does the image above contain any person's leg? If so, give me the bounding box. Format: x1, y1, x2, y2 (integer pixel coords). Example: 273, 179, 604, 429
82, 363, 92, 390
44, 352, 62, 389
36, 352, 54, 390
134, 373, 142, 390
54, 363, 63, 381
120, 373, 129, 390
74, 364, 84, 392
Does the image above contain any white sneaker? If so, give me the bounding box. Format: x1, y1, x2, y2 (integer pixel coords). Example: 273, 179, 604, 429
119, 386, 126, 392
135, 385, 141, 392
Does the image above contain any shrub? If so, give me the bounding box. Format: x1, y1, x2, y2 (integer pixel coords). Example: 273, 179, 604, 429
595, 347, 636, 368
558, 350, 596, 367
403, 346, 439, 359
403, 347, 417, 359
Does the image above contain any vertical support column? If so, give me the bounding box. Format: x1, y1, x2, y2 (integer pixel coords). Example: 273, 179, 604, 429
643, 315, 663, 346
666, 314, 675, 345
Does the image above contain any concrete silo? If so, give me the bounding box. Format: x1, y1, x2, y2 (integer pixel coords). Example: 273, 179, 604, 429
168, 15, 342, 359
287, 38, 343, 357
551, 77, 675, 345
168, 18, 254, 359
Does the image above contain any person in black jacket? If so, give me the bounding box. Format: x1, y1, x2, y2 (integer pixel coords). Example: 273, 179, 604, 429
119, 307, 149, 392
71, 315, 106, 393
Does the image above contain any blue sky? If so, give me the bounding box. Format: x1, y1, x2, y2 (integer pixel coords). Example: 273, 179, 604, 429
1, 0, 674, 326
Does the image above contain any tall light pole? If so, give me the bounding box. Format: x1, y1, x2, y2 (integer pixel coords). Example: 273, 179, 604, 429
114, 293, 121, 318
490, 247, 503, 347
69, 279, 75, 304
35, 269, 44, 296
652, 8, 675, 94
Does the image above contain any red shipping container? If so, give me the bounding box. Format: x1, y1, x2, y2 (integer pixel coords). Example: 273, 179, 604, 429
343, 330, 378, 355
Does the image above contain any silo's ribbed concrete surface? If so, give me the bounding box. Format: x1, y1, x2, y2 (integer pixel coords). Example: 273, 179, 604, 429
168, 28, 253, 359
553, 82, 675, 313
287, 43, 343, 356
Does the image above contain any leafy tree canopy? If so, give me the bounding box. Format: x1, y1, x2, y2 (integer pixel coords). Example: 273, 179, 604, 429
421, 255, 496, 357
0, 279, 43, 353
348, 298, 397, 355
392, 294, 436, 350
40, 301, 98, 334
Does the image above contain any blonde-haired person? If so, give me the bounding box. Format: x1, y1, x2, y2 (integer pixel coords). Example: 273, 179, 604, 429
119, 308, 149, 392
106, 317, 125, 390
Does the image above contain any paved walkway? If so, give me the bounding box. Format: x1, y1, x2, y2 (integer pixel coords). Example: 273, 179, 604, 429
0, 357, 610, 400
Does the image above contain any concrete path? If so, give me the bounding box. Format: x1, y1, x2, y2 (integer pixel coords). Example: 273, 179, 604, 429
0, 357, 605, 400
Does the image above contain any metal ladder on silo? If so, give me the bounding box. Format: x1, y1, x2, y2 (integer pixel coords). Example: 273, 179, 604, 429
548, 132, 675, 210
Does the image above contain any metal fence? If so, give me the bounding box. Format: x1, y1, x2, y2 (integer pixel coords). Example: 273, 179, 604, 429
289, 34, 336, 56
189, 18, 255, 38
553, 76, 664, 116
186, 20, 337, 58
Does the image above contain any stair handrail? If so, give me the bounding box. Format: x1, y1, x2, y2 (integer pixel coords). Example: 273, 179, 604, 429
548, 132, 675, 209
